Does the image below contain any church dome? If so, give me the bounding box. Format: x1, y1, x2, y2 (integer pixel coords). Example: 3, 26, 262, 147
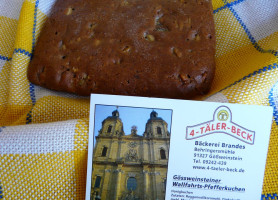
112, 109, 119, 117
148, 110, 163, 122
100, 109, 124, 136
144, 110, 169, 138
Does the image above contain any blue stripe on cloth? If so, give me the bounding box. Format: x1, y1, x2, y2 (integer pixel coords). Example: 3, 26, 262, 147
261, 193, 278, 200
26, 0, 40, 124
13, 48, 32, 57
213, 0, 245, 14
29, 83, 36, 106
32, 0, 40, 52
269, 81, 278, 125
4, 1, 39, 62
26, 111, 32, 124
26, 83, 36, 124
0, 55, 12, 61
218, 63, 278, 92
222, 0, 278, 58
0, 181, 2, 199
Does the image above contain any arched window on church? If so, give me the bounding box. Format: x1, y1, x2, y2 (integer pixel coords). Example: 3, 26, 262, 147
107, 125, 112, 133
127, 177, 137, 191
160, 149, 166, 159
101, 146, 108, 157
157, 127, 162, 135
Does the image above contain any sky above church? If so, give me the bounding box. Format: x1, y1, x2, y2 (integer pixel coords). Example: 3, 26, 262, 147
93, 104, 172, 137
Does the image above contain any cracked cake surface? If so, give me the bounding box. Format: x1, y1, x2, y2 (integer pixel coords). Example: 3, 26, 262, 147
28, 0, 215, 99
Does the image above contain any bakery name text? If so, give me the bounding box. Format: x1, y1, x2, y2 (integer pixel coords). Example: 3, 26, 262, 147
186, 106, 255, 145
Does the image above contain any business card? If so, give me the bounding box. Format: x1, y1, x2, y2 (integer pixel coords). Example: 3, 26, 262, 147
86, 94, 273, 200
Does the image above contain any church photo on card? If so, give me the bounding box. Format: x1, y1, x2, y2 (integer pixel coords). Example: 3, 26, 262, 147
87, 104, 173, 200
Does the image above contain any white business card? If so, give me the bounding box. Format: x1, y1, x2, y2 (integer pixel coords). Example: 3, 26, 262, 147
86, 94, 273, 200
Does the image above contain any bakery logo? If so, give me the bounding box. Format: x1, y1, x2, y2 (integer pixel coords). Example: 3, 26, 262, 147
186, 106, 255, 144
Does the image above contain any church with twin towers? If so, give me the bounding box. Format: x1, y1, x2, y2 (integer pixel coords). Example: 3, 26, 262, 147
91, 109, 171, 200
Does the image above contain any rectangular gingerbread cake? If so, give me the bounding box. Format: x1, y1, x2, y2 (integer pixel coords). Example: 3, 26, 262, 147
28, 0, 215, 99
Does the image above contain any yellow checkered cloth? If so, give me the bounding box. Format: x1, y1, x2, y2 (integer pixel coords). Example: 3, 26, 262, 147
0, 0, 277, 199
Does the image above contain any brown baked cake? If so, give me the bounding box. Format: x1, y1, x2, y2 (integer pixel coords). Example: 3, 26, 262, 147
28, 0, 215, 99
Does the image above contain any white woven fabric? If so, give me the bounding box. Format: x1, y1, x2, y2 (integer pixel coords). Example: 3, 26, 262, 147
233, 0, 278, 41
37, 0, 56, 16
0, 0, 24, 20
0, 60, 7, 71
0, 120, 77, 154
